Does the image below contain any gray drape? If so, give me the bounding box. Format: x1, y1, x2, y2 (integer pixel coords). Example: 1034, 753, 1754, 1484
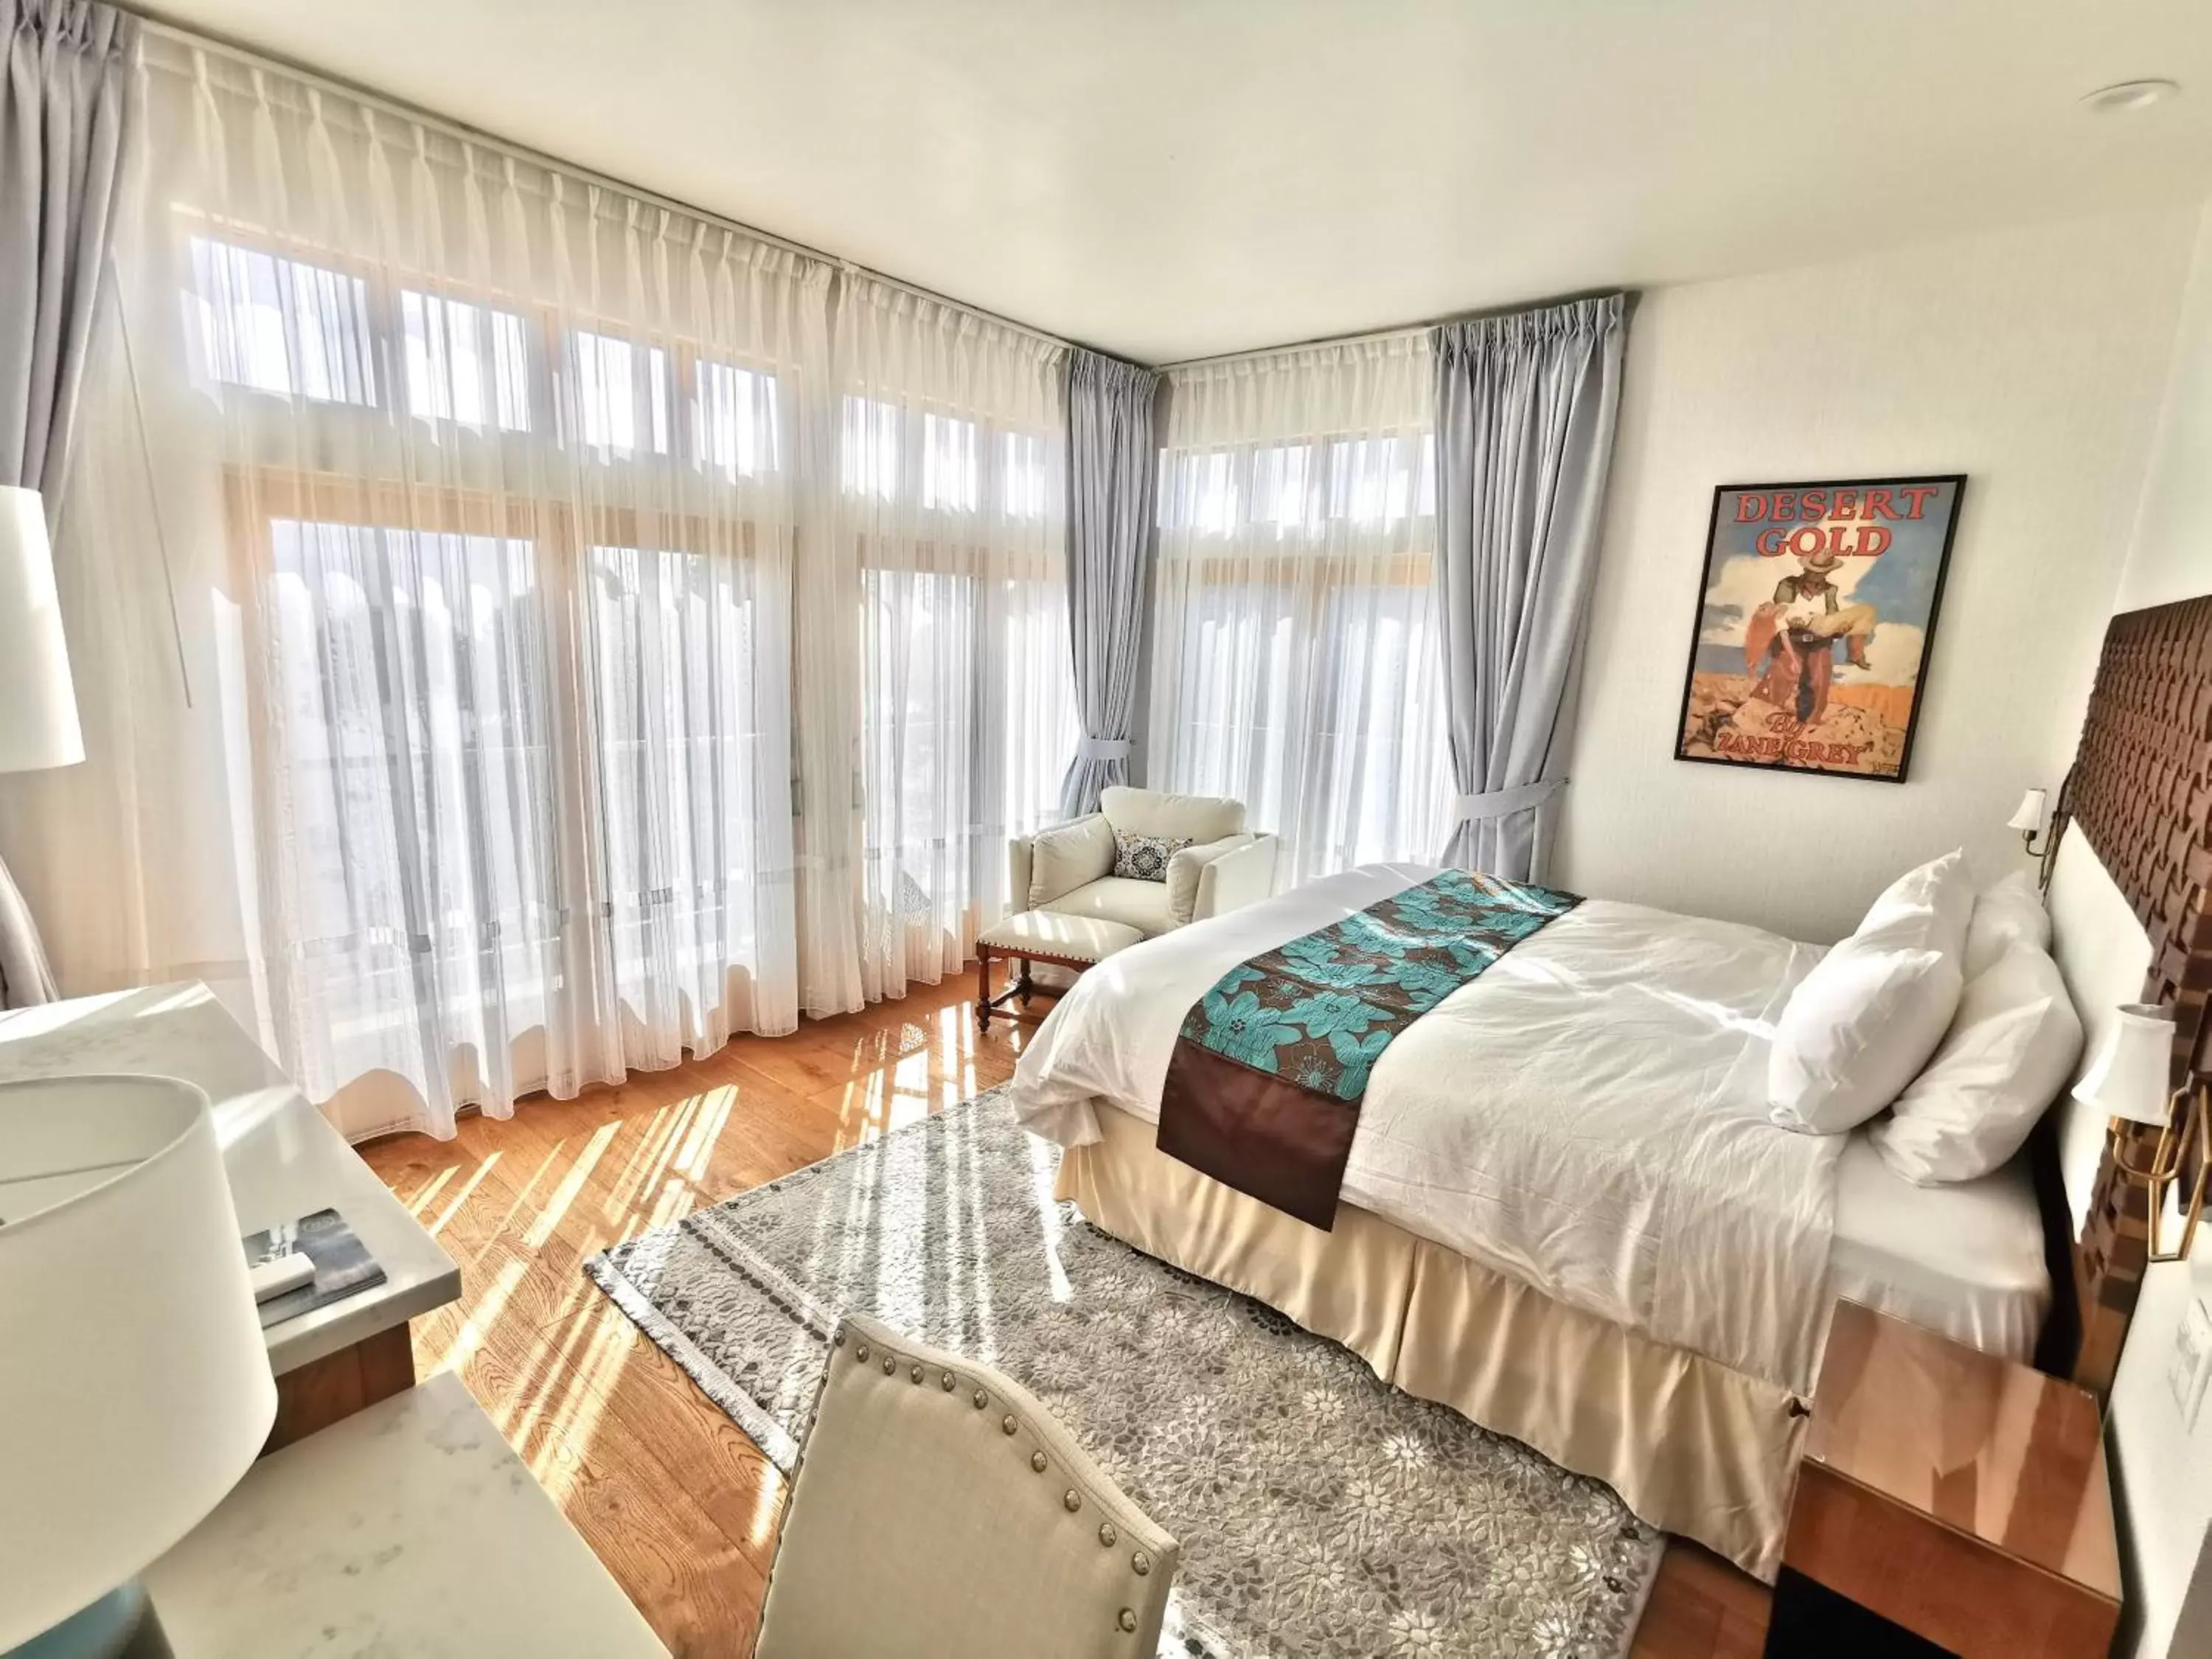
1058, 348, 1159, 819
1431, 294, 1627, 881
0, 0, 137, 1008
2, 0, 137, 504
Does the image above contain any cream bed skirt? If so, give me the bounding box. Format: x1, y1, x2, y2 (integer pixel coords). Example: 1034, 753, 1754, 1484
1057, 1104, 1808, 1581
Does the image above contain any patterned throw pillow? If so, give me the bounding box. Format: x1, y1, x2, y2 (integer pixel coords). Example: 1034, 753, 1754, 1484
1112, 829, 1192, 883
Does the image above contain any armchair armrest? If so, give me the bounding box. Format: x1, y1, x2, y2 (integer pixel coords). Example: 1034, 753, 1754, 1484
1018, 813, 1116, 908
1169, 832, 1279, 925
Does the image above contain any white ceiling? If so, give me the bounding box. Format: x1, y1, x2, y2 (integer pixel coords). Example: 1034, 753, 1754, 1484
139, 0, 2212, 364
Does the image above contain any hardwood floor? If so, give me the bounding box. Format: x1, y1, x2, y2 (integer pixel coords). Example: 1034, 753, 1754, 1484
357, 973, 1771, 1658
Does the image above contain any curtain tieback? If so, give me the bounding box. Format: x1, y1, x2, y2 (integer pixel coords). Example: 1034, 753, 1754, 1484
1077, 737, 1130, 762
1455, 778, 1563, 821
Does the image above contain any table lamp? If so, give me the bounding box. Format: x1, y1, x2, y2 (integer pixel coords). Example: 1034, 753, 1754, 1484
2073, 1001, 2210, 1262
0, 484, 83, 1006
0, 1074, 276, 1658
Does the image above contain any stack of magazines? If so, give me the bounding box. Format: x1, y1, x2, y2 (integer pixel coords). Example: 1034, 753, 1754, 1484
240, 1208, 386, 1328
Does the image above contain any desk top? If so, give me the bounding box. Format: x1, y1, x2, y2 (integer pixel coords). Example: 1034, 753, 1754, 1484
1809, 1298, 2121, 1601
145, 1372, 669, 1657
0, 984, 459, 1374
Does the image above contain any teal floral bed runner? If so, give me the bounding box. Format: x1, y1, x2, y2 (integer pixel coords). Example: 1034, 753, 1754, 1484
1155, 871, 1582, 1229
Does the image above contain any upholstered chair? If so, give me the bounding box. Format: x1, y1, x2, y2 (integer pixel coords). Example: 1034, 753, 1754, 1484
1007, 785, 1279, 938
752, 1311, 1178, 1659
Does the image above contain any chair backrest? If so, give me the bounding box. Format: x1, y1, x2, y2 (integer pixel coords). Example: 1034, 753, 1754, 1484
1098, 785, 1244, 845
753, 1312, 1178, 1659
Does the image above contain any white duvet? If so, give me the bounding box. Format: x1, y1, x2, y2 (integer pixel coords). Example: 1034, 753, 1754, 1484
1013, 863, 1845, 1394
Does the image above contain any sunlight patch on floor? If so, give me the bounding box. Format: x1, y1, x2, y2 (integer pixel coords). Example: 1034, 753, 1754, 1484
674, 1086, 735, 1177
598, 1101, 684, 1222
433, 1253, 529, 1376
524, 1120, 621, 1248
404, 1164, 455, 1215
426, 1150, 503, 1239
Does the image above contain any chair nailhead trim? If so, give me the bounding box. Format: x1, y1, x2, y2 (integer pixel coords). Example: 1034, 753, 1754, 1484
832, 1327, 845, 1346
910, 1363, 924, 1384
973, 1389, 988, 1410
1031, 1450, 1048, 1473
1118, 1609, 1137, 1632
1062, 1489, 1081, 1512
882, 1357, 896, 1375
854, 1342, 869, 1363
1098, 1523, 1117, 1548
1002, 1415, 1018, 1436
1132, 1551, 1151, 1576
942, 1370, 957, 1391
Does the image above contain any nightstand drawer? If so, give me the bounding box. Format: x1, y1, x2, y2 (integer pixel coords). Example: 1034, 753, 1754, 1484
1772, 1300, 2121, 1659
1779, 1460, 2117, 1657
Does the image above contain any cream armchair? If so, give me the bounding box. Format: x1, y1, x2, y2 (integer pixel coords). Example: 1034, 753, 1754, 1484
1008, 785, 1279, 938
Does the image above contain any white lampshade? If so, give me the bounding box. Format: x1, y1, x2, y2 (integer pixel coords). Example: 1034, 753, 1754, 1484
0, 483, 85, 775
2007, 787, 2048, 833
0, 1074, 276, 1646
2072, 1002, 2177, 1126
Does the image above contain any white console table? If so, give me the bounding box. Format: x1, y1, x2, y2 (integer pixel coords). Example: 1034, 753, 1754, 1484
145, 1373, 669, 1657
0, 982, 462, 1441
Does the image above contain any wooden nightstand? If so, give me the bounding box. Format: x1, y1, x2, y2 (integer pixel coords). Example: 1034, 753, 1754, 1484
1765, 1299, 2121, 1658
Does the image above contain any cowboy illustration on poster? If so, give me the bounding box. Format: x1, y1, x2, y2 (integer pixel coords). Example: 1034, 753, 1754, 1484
1674, 475, 1964, 782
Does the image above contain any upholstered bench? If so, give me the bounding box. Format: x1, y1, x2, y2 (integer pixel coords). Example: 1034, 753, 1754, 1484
975, 910, 1141, 1032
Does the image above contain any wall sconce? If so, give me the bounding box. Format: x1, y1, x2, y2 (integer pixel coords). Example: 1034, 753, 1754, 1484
2008, 781, 2073, 892
2073, 1001, 2211, 1263
2007, 787, 2049, 852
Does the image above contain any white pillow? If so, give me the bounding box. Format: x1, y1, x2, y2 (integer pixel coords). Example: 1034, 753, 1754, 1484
1764, 849, 1975, 1133
1858, 848, 1975, 962
1963, 871, 2052, 979
1870, 942, 2083, 1184
1770, 936, 1963, 1134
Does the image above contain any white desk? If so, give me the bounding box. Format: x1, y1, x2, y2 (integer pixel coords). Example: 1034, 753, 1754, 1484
145, 1372, 669, 1657
0, 984, 459, 1381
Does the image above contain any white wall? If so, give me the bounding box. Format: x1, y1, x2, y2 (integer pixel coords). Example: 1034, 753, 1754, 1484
2116, 204, 2212, 616
2094, 198, 2212, 1659
1557, 209, 2199, 943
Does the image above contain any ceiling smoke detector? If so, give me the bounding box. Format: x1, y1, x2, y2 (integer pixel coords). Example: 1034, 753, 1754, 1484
2081, 79, 2180, 114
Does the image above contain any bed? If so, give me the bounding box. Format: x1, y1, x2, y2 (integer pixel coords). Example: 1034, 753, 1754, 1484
1012, 862, 2054, 1579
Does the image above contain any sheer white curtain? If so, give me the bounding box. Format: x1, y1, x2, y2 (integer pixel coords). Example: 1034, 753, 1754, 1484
23, 39, 824, 1139
0, 34, 1082, 1138
1149, 335, 1450, 887
795, 281, 1073, 1011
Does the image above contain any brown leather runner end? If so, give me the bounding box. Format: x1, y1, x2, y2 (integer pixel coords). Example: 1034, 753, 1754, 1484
1155, 1038, 1359, 1231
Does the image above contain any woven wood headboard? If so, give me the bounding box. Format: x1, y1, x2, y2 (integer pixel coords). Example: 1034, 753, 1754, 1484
2051, 593, 2212, 1394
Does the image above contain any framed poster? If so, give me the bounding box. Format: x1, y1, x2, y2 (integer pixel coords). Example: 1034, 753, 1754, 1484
1673, 474, 1964, 783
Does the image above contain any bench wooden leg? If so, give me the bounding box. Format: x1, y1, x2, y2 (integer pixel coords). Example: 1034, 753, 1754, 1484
976, 947, 995, 1032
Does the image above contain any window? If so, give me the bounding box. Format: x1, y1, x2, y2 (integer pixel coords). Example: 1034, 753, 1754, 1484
1177, 451, 1239, 536
588, 543, 764, 992
570, 328, 669, 455
185, 237, 377, 406
1152, 412, 1447, 884
863, 567, 979, 908
839, 400, 1022, 518
694, 361, 779, 479
263, 518, 557, 1044
1332, 434, 1436, 526
921, 412, 978, 512
841, 395, 900, 499
1000, 431, 1051, 519
402, 291, 531, 431
1164, 436, 1433, 536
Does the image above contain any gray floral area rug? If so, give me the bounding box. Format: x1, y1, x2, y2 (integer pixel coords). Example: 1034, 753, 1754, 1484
585, 1087, 1662, 1658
